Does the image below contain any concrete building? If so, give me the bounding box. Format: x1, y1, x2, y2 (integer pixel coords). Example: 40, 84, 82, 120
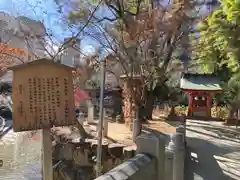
0, 12, 47, 82
0, 12, 46, 62
61, 37, 81, 67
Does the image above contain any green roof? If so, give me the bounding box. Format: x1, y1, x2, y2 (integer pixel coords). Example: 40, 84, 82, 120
180, 73, 222, 91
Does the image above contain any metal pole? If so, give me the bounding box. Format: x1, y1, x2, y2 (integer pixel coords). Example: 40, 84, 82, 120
96, 60, 106, 177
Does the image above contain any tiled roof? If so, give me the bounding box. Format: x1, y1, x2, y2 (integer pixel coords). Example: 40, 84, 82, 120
180, 73, 222, 91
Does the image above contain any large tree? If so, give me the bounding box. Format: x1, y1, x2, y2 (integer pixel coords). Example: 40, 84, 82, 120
56, 0, 193, 124
194, 0, 240, 72
0, 44, 28, 76
194, 0, 240, 116
73, 50, 100, 90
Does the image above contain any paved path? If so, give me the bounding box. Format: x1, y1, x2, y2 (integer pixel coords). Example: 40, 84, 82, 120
0, 130, 41, 180
185, 120, 240, 180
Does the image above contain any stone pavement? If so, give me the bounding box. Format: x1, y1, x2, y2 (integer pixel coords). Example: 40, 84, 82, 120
185, 120, 240, 180
0, 130, 41, 180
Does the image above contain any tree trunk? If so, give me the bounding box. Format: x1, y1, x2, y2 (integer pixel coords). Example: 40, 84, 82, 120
122, 78, 143, 128
168, 101, 176, 117
237, 108, 240, 127
229, 105, 236, 119
144, 90, 154, 121
122, 80, 135, 127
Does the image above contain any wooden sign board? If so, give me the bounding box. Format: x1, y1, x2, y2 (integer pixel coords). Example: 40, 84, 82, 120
9, 59, 76, 132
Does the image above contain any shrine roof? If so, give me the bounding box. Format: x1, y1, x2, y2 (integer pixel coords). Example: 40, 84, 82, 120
180, 73, 222, 91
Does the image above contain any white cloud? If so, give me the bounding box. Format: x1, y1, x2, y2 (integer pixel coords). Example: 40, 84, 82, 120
82, 45, 95, 55
45, 38, 60, 57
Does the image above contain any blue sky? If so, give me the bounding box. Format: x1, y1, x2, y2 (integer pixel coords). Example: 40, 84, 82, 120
0, 0, 67, 37
0, 0, 101, 54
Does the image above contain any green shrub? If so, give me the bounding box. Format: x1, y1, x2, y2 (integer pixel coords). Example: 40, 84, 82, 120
174, 106, 187, 116
211, 106, 229, 120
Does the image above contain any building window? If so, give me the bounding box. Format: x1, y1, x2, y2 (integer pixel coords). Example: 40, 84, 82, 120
73, 54, 80, 66
28, 54, 32, 61
0, 20, 8, 27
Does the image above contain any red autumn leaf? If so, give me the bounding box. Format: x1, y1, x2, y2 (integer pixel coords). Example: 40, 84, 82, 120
0, 43, 29, 76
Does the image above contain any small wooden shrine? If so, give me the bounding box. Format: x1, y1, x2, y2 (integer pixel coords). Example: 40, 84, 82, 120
180, 73, 222, 117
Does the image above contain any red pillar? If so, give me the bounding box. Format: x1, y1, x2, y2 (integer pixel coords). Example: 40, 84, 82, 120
206, 94, 212, 117
188, 94, 193, 116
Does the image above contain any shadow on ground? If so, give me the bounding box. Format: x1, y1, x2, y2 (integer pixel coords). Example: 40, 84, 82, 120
185, 120, 240, 180
185, 137, 239, 180
186, 121, 240, 143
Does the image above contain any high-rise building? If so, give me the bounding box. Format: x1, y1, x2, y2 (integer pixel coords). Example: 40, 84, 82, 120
61, 37, 81, 67
0, 12, 47, 82
0, 12, 47, 61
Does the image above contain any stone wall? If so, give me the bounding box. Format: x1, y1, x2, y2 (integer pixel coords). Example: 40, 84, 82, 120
52, 130, 136, 180
52, 123, 186, 180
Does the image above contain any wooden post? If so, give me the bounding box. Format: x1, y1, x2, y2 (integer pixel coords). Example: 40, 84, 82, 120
215, 102, 218, 118
42, 128, 53, 180
88, 105, 94, 124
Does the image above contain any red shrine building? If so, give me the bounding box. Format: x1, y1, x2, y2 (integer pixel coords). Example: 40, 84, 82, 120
180, 73, 222, 117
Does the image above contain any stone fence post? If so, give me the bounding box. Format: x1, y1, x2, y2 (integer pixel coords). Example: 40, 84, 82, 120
164, 148, 173, 180
166, 132, 185, 180
132, 119, 141, 142
88, 105, 94, 124
78, 113, 85, 125
176, 125, 186, 147
136, 134, 166, 180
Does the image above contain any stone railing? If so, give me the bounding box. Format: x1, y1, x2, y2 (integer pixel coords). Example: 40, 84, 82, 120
95, 125, 186, 180
52, 115, 186, 180
95, 153, 156, 180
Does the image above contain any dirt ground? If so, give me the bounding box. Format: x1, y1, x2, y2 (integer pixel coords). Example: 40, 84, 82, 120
87, 118, 182, 147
